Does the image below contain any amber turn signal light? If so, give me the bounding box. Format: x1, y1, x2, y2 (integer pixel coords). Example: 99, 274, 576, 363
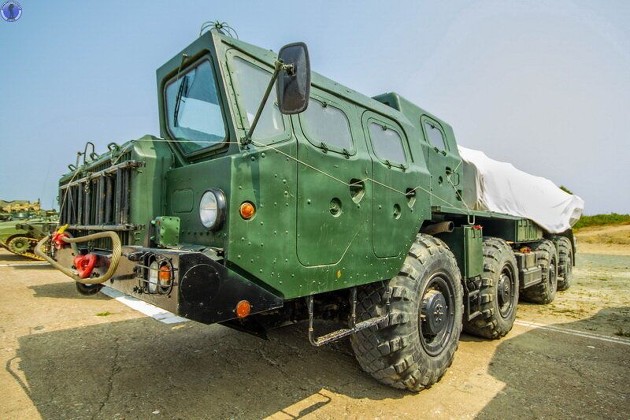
159, 264, 171, 284
239, 202, 256, 219
235, 300, 251, 318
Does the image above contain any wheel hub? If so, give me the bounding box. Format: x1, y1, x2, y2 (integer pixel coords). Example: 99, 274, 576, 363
498, 274, 511, 302
497, 272, 514, 317
549, 262, 556, 285
422, 289, 448, 335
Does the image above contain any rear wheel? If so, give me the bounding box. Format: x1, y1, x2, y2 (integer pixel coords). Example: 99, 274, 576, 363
521, 240, 557, 304
463, 237, 518, 339
556, 237, 573, 291
350, 234, 463, 391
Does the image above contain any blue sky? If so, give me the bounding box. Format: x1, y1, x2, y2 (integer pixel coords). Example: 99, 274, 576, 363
1, 0, 628, 214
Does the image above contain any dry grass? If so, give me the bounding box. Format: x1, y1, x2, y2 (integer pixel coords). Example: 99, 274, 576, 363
574, 224, 630, 255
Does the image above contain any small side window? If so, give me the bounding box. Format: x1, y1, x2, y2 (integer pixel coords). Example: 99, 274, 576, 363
369, 122, 406, 164
423, 119, 448, 151
300, 98, 353, 152
230, 57, 285, 143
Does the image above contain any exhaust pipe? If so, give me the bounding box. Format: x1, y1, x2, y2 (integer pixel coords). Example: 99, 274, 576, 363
421, 221, 454, 236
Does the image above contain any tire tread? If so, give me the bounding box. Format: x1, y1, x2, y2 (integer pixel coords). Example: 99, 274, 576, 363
350, 234, 463, 392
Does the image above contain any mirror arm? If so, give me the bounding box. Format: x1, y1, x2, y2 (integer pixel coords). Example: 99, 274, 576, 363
242, 61, 293, 146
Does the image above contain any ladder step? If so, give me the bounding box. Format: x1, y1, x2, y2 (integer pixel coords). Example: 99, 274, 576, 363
312, 314, 388, 347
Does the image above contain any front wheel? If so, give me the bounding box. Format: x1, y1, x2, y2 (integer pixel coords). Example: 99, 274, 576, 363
350, 234, 463, 391
75, 282, 103, 296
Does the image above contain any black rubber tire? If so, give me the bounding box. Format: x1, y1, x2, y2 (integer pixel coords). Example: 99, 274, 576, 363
350, 234, 463, 392
75, 282, 103, 296
463, 237, 519, 339
521, 240, 558, 304
556, 237, 573, 291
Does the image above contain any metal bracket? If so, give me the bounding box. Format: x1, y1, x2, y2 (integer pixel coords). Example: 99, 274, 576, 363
307, 288, 389, 347
464, 275, 482, 321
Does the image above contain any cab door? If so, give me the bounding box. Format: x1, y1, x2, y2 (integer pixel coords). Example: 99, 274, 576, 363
421, 116, 464, 210
294, 91, 372, 266
363, 113, 423, 258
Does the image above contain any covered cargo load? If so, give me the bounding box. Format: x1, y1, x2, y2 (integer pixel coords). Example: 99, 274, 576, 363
458, 146, 584, 233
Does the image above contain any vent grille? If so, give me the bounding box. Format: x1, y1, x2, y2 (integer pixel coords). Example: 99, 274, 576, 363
59, 158, 143, 246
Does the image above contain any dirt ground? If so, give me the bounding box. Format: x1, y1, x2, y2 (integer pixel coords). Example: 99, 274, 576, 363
0, 230, 629, 419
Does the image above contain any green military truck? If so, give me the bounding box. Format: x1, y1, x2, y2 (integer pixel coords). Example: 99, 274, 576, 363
38, 24, 581, 391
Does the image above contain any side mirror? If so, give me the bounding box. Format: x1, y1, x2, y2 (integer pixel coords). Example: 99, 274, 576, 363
243, 42, 311, 144
276, 42, 311, 114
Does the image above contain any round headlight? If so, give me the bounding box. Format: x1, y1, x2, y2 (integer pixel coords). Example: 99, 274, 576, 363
199, 189, 226, 230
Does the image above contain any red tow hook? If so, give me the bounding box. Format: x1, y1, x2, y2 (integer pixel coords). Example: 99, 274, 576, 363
52, 232, 70, 249
74, 254, 98, 279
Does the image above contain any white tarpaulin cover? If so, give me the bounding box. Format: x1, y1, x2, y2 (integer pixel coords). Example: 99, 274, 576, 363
458, 146, 584, 234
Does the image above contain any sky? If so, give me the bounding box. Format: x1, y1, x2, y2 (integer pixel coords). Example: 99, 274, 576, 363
0, 0, 628, 215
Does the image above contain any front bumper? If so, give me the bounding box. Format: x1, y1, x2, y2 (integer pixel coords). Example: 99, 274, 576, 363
55, 245, 284, 325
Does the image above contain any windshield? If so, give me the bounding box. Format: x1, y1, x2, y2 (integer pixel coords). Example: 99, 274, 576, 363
165, 60, 226, 154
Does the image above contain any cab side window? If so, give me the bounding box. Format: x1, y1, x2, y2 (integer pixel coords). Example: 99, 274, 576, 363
423, 119, 448, 151
368, 122, 406, 164
300, 98, 353, 152
230, 57, 285, 143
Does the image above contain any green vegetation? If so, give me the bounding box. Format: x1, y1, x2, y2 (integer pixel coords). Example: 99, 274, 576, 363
574, 213, 630, 230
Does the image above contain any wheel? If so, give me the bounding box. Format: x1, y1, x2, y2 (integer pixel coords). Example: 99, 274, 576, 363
463, 237, 518, 339
521, 240, 558, 304
556, 237, 573, 291
7, 236, 32, 255
75, 282, 103, 296
350, 234, 463, 392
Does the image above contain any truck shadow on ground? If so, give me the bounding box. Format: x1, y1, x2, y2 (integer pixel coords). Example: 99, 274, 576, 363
28, 282, 110, 300
12, 318, 403, 419
11, 296, 630, 418
476, 306, 630, 419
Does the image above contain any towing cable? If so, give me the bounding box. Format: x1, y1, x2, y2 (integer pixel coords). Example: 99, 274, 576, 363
35, 226, 122, 285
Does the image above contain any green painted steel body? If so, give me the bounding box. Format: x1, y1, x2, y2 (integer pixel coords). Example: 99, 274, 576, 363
438, 226, 484, 279
57, 30, 549, 302
152, 31, 447, 299
483, 218, 543, 243
152, 216, 181, 248
58, 135, 173, 246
